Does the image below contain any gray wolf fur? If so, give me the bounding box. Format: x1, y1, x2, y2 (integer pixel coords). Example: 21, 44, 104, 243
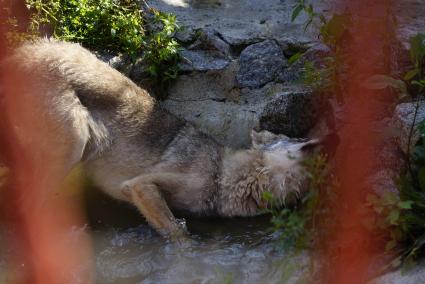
1, 40, 322, 239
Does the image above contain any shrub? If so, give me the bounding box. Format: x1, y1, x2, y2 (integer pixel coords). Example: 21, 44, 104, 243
143, 9, 180, 91
263, 153, 337, 251
358, 33, 425, 269
291, 0, 425, 271
4, 0, 181, 94
291, 1, 352, 101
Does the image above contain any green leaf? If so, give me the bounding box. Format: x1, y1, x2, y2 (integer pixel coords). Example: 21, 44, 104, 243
262, 191, 274, 202
306, 4, 314, 16
409, 33, 425, 66
388, 210, 400, 225
404, 69, 419, 81
398, 200, 414, 209
291, 5, 304, 22
288, 52, 303, 65
412, 80, 425, 88
362, 74, 407, 95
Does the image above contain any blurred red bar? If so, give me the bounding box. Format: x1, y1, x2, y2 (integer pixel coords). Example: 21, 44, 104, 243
0, 2, 93, 283
318, 0, 395, 283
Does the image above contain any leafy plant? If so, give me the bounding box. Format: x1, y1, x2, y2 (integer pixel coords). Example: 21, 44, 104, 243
363, 33, 425, 100
9, 0, 146, 57
5, 0, 181, 94
291, 0, 326, 31
398, 120, 425, 264
291, 0, 425, 272
365, 33, 425, 268
264, 153, 337, 251
367, 123, 425, 270
291, 2, 352, 101
143, 9, 181, 91
367, 192, 413, 253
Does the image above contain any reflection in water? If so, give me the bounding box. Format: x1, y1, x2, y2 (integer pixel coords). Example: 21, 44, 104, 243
86, 189, 300, 284
92, 224, 286, 284
0, 187, 305, 284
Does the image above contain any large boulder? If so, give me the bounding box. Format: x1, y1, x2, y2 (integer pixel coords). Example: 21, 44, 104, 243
236, 40, 287, 88
162, 99, 262, 148
259, 89, 321, 137
162, 62, 265, 148
179, 29, 232, 72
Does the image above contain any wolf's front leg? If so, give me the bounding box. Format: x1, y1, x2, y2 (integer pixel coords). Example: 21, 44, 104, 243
121, 177, 188, 241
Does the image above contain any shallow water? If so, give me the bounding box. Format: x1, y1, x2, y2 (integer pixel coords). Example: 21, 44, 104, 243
86, 189, 301, 284
0, 187, 305, 284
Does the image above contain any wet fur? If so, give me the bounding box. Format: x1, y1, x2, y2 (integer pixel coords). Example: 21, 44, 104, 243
1, 40, 312, 238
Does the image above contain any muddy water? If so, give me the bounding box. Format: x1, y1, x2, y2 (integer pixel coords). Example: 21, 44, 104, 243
86, 189, 301, 284
0, 181, 304, 284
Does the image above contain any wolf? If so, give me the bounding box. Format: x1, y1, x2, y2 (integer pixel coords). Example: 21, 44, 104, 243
1, 40, 325, 240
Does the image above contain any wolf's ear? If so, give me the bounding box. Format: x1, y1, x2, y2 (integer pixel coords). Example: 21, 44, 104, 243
251, 129, 279, 149
251, 130, 263, 149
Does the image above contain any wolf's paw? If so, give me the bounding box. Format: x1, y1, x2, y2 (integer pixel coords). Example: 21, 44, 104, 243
168, 229, 193, 249
120, 178, 141, 199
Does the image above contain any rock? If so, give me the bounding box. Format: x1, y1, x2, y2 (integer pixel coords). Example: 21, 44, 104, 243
259, 89, 321, 137
175, 26, 199, 43
278, 60, 305, 84
277, 42, 331, 84
372, 261, 425, 284
239, 82, 287, 104
187, 29, 231, 56
367, 169, 398, 196
391, 101, 425, 153
236, 40, 287, 88
162, 99, 263, 148
162, 61, 270, 147
219, 32, 265, 48
148, 0, 319, 51
275, 35, 313, 57
393, 0, 425, 50
168, 62, 238, 101
179, 49, 230, 72
189, 0, 223, 9
302, 43, 332, 64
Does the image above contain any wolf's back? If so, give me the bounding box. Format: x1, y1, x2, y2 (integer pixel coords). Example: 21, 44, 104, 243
1, 39, 159, 162
5, 39, 153, 105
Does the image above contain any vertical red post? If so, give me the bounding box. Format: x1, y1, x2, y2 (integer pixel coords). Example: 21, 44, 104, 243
318, 0, 395, 283
0, 2, 93, 283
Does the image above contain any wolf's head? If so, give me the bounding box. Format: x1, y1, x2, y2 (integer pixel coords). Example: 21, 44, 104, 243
249, 129, 326, 210
218, 129, 335, 217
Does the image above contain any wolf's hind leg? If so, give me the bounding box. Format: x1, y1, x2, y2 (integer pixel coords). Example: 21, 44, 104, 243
121, 178, 188, 240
